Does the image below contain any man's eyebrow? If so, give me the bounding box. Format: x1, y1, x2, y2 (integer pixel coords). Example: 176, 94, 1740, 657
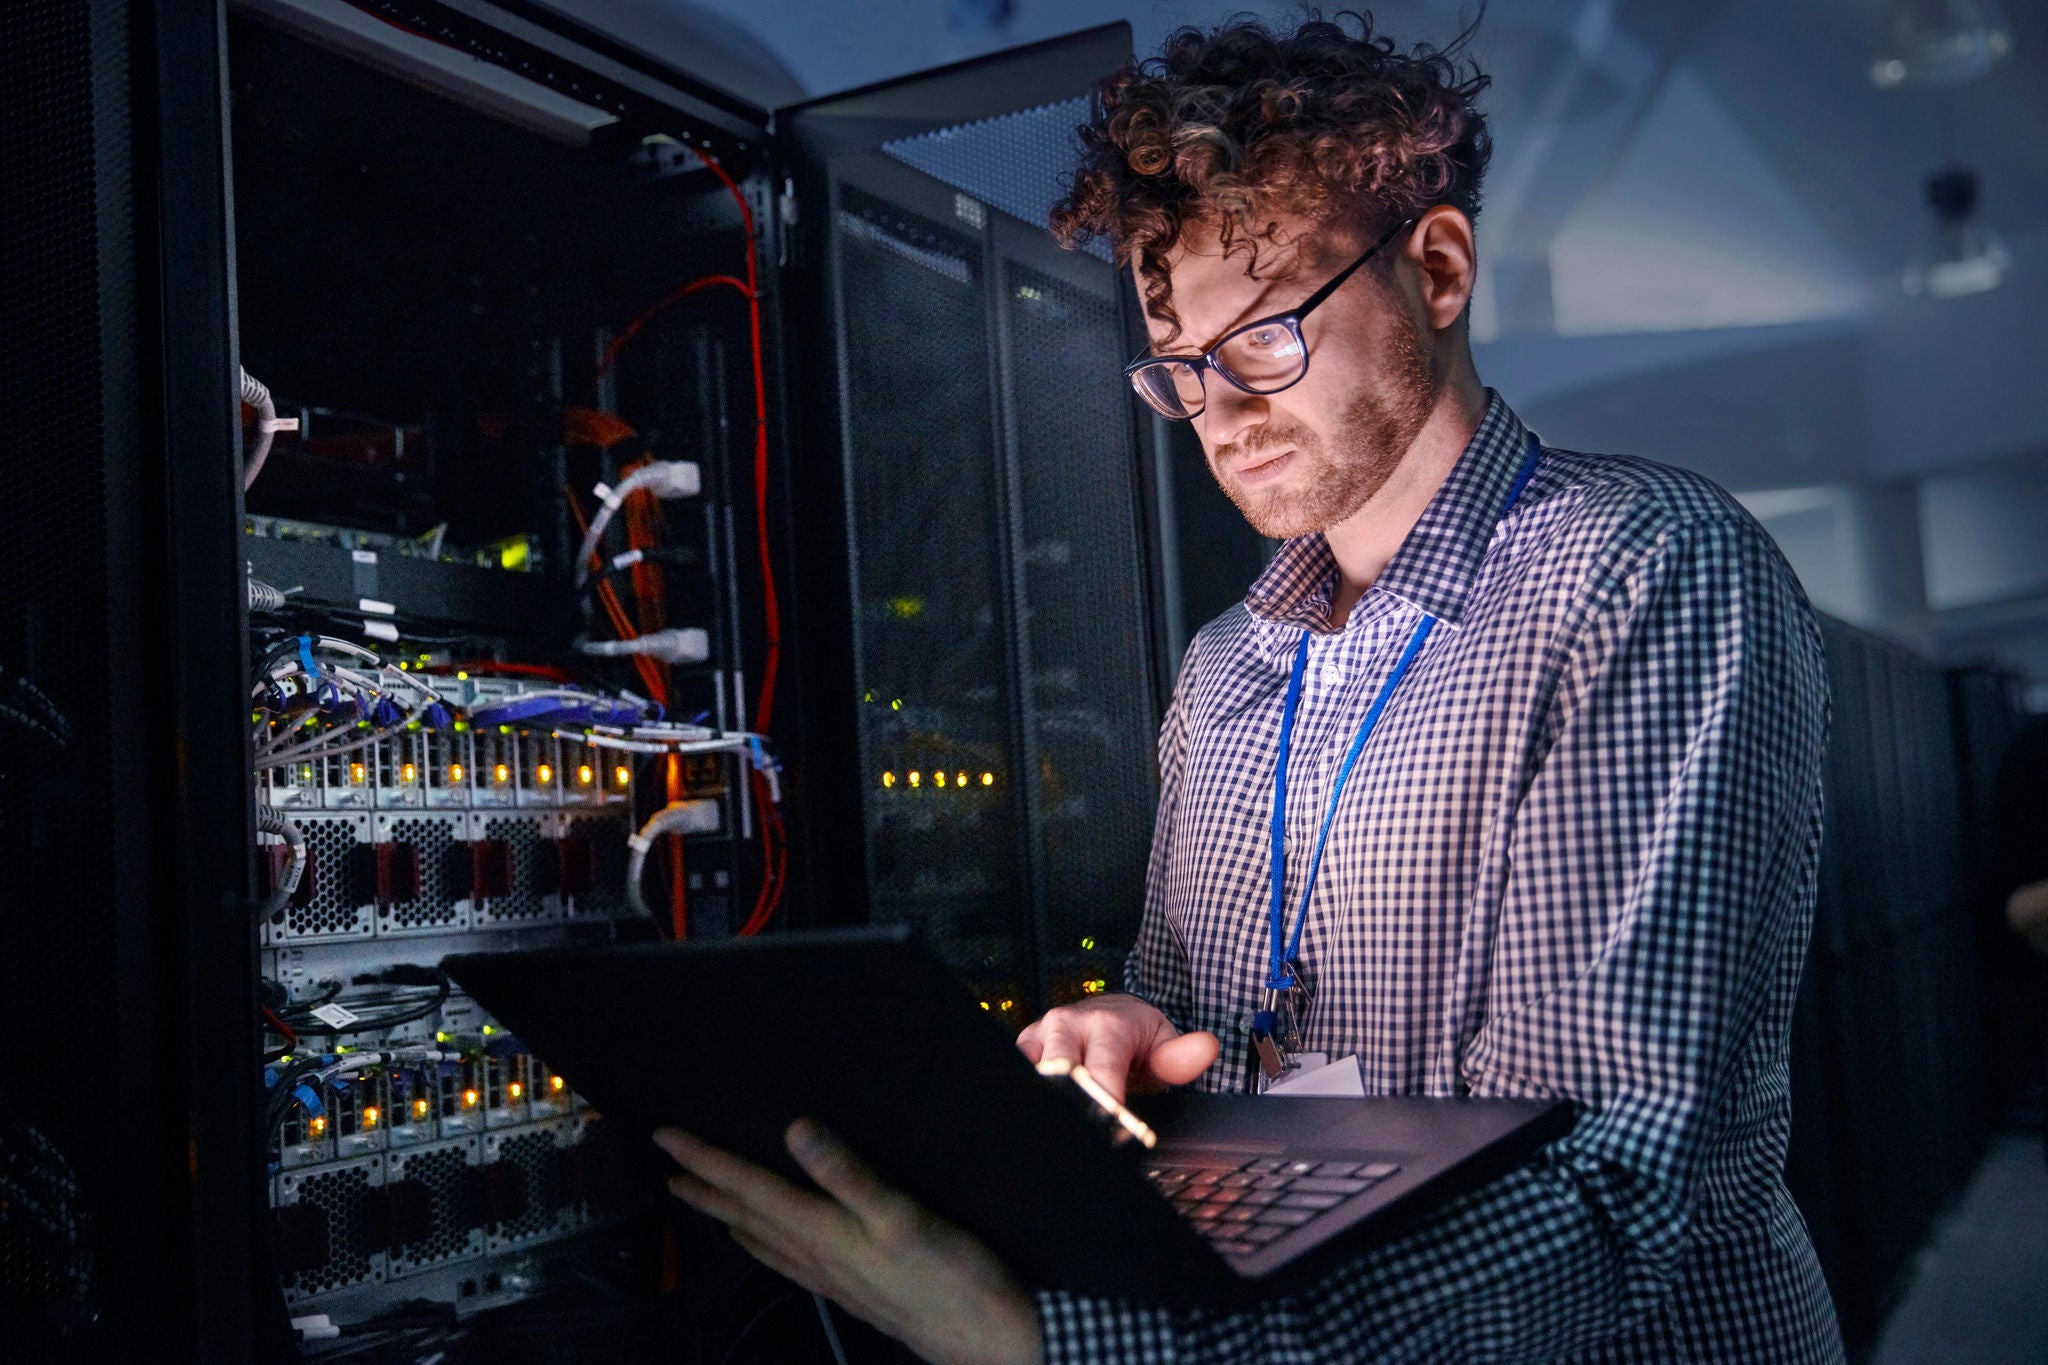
1150, 273, 1298, 356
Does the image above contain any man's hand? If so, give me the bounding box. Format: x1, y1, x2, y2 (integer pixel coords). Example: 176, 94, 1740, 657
655, 1121, 1044, 1365
2010, 879, 2048, 956
1015, 992, 1220, 1104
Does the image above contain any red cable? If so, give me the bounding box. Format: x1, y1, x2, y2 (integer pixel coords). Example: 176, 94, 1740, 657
332, 0, 785, 926
262, 1006, 298, 1065
597, 277, 751, 380
607, 147, 786, 928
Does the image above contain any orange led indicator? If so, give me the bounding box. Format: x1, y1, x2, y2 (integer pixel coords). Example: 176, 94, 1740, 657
981, 772, 994, 787
908, 771, 922, 788
494, 763, 510, 784
956, 771, 968, 788
412, 1098, 430, 1119
350, 762, 366, 785
549, 1075, 566, 1094
881, 771, 896, 788
308, 1115, 327, 1139
536, 763, 553, 784
577, 765, 594, 785
401, 762, 417, 783
935, 771, 947, 788
507, 1081, 524, 1100
462, 1088, 480, 1109
450, 763, 465, 783
361, 1105, 380, 1129
614, 765, 631, 787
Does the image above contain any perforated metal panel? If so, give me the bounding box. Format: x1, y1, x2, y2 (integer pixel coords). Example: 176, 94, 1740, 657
881, 99, 1109, 261
470, 813, 554, 926
373, 811, 468, 934
480, 1121, 574, 1251
834, 184, 1031, 999
274, 813, 375, 942
384, 1139, 483, 1277
0, 2, 129, 1340
278, 1157, 385, 1301
562, 811, 630, 918
999, 261, 1154, 996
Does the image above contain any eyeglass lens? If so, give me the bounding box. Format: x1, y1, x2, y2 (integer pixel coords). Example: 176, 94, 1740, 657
1129, 319, 1307, 419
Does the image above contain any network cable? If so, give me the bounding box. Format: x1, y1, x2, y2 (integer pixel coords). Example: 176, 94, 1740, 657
274, 966, 453, 1038
255, 805, 307, 921
570, 461, 701, 590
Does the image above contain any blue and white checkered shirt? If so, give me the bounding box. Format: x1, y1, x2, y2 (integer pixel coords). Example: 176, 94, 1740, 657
1036, 393, 1845, 1362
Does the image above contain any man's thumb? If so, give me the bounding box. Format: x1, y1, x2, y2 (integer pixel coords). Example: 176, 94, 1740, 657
1146, 1030, 1221, 1086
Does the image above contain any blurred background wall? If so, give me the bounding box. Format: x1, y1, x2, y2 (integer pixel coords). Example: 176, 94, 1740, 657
565, 0, 2048, 703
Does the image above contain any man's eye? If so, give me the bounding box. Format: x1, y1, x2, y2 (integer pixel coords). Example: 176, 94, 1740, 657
1238, 326, 1298, 356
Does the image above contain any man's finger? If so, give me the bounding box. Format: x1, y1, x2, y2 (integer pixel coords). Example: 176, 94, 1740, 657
1023, 1012, 1083, 1068
666, 1167, 749, 1227
1014, 1018, 1046, 1063
786, 1119, 910, 1238
1078, 1029, 1141, 1102
729, 1224, 810, 1288
1137, 1030, 1220, 1090
657, 1128, 860, 1245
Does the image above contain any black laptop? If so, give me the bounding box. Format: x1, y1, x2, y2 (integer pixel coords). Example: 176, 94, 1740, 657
444, 927, 1572, 1309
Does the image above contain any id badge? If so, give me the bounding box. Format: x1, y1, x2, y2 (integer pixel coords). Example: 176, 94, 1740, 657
1252, 976, 1315, 1085
1272, 979, 1311, 1055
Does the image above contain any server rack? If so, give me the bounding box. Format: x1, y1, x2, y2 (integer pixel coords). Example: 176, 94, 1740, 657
2, 1, 1169, 1357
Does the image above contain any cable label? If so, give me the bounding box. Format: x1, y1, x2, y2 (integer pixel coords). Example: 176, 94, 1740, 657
310, 1002, 361, 1029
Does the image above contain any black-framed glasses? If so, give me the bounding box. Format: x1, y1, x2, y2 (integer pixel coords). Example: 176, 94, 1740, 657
1124, 217, 1416, 421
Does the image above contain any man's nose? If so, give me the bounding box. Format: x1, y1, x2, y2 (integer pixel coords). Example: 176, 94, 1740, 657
1198, 381, 1267, 451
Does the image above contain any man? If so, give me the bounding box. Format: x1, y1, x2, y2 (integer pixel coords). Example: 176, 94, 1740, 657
657, 15, 1845, 1362
1986, 714, 2048, 1163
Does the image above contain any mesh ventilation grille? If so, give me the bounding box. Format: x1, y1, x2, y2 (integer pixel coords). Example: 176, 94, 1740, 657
384, 1140, 481, 1277
279, 1160, 382, 1300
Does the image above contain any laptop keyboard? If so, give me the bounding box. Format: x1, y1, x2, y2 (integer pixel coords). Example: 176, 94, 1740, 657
1144, 1157, 1402, 1256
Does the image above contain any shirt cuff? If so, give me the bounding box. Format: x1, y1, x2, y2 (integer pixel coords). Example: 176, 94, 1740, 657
1035, 1288, 1178, 1363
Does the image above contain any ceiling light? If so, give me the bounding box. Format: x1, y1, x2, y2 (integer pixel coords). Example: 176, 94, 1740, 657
1902, 167, 2010, 299
1870, 0, 2013, 88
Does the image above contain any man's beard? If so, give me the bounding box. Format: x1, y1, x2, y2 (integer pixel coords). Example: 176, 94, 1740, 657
1209, 304, 1441, 541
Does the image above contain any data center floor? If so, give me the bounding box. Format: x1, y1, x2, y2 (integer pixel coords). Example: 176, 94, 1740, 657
1869, 1123, 2048, 1365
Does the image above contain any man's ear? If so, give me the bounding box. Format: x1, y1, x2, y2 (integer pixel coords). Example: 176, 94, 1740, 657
1407, 206, 1477, 334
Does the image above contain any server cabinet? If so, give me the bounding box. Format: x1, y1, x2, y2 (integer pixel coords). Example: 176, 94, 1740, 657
777, 24, 1164, 1014
4, 2, 1164, 1355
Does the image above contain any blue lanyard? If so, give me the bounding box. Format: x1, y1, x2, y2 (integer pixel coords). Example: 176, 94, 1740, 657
1266, 434, 1542, 994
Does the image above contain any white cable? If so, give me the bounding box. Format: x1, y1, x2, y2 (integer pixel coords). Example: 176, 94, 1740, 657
248, 576, 293, 614
624, 799, 721, 921
555, 730, 754, 756
813, 1294, 851, 1365
256, 724, 394, 768
241, 367, 277, 490
572, 461, 701, 587
256, 806, 306, 920
576, 627, 708, 665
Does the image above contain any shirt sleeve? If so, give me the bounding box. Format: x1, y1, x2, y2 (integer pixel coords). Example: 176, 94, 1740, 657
1037, 517, 1830, 1363
1120, 639, 1198, 1031
1986, 716, 2048, 901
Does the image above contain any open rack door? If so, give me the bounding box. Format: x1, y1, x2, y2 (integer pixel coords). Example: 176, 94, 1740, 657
777, 24, 1169, 1016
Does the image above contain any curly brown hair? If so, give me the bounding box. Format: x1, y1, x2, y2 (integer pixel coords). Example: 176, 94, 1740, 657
1049, 11, 1492, 340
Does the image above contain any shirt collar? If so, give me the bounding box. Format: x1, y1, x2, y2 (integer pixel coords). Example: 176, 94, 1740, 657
1244, 391, 1534, 635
